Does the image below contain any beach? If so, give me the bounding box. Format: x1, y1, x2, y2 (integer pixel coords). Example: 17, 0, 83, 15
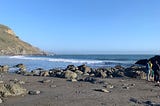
0, 55, 160, 106
0, 72, 160, 106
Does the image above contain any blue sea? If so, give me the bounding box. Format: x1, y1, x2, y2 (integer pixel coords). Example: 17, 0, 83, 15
0, 55, 154, 71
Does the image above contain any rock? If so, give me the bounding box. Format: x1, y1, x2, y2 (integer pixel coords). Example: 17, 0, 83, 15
64, 70, 77, 80
0, 65, 9, 73
130, 98, 142, 104
14, 64, 26, 70
50, 85, 56, 88
104, 84, 114, 89
0, 98, 2, 103
78, 64, 91, 73
71, 79, 77, 82
0, 99, 2, 104
10, 79, 25, 85
100, 71, 107, 78
0, 81, 3, 84
75, 70, 83, 75
41, 79, 51, 83
31, 68, 42, 76
135, 59, 148, 65
123, 86, 129, 89
40, 71, 49, 77
135, 55, 160, 66
28, 90, 40, 95
0, 83, 27, 97
84, 77, 97, 84
114, 65, 125, 70
95, 89, 110, 93
66, 65, 77, 71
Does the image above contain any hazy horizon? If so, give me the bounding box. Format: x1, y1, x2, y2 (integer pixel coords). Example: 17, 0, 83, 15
1, 0, 160, 54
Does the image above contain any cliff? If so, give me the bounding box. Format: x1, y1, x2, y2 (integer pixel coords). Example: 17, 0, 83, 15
0, 24, 46, 55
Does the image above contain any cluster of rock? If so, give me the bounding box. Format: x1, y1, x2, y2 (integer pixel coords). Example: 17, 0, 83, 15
7, 63, 147, 83
0, 79, 27, 103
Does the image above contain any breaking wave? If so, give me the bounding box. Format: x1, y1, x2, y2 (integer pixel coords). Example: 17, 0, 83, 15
9, 56, 103, 64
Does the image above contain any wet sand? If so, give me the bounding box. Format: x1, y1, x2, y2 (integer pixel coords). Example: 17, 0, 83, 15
0, 73, 160, 106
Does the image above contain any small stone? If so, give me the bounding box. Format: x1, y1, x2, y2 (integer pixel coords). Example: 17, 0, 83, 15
42, 79, 51, 83
104, 84, 114, 89
95, 89, 110, 93
0, 98, 2, 103
130, 84, 135, 87
28, 90, 40, 95
101, 89, 110, 93
50, 85, 56, 88
123, 86, 129, 89
18, 81, 25, 85
71, 79, 77, 82
0, 81, 4, 84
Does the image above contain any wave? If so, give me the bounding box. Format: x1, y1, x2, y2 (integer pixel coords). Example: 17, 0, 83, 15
9, 56, 103, 64
9, 56, 135, 65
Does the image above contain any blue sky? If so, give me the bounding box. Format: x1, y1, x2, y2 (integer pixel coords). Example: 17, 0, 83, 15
0, 0, 160, 54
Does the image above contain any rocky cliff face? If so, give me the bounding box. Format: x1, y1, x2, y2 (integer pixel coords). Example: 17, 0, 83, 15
0, 24, 46, 55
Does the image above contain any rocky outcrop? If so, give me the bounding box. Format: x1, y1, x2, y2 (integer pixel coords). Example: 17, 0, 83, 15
135, 55, 160, 65
0, 24, 46, 55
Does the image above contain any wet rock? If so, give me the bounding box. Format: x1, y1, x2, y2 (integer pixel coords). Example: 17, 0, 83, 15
0, 65, 9, 73
31, 68, 42, 76
64, 70, 77, 80
66, 65, 77, 71
28, 90, 40, 95
84, 77, 97, 84
49, 69, 63, 78
135, 59, 148, 65
114, 65, 125, 70
40, 71, 49, 77
75, 70, 83, 75
14, 64, 26, 74
78, 64, 91, 73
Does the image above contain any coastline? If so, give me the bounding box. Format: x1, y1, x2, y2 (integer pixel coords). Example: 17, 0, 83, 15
0, 62, 160, 106
1, 72, 160, 106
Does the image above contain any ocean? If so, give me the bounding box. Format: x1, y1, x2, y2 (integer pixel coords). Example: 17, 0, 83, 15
0, 55, 154, 71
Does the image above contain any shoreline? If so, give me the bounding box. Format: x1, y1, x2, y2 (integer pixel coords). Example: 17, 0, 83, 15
0, 63, 160, 106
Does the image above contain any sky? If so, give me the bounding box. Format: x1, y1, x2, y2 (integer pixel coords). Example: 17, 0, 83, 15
0, 0, 160, 54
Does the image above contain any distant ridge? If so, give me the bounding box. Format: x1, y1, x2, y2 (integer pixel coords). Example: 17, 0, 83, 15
0, 24, 46, 55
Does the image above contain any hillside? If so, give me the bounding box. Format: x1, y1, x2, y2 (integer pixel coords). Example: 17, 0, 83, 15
0, 24, 46, 55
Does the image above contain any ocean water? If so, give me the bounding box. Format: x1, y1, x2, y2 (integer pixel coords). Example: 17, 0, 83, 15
0, 55, 154, 71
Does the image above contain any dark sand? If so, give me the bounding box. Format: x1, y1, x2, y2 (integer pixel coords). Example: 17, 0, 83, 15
1, 73, 160, 106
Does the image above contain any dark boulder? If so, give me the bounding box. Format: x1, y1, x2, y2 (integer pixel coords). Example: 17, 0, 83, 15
149, 55, 160, 64
135, 55, 160, 65
135, 59, 148, 65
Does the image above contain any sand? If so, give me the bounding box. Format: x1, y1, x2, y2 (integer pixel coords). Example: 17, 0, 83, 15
0, 73, 160, 106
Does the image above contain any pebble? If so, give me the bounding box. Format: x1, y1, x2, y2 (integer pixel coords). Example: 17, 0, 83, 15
0, 98, 2, 103
42, 79, 51, 83
28, 90, 40, 95
0, 81, 3, 84
95, 89, 110, 93
50, 85, 57, 88
71, 79, 77, 82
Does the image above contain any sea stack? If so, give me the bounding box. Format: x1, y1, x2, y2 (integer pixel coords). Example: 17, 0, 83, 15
0, 24, 46, 55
